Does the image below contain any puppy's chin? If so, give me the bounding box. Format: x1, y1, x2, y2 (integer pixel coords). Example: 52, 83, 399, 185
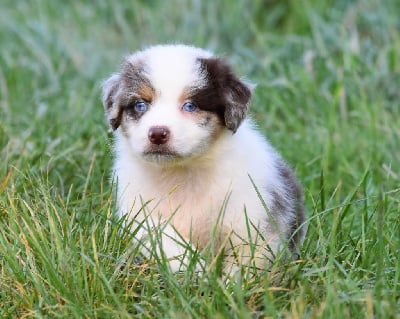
142, 151, 180, 164
141, 143, 208, 166
142, 145, 182, 164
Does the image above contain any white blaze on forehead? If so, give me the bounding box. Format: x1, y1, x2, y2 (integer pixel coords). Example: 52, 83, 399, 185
127, 45, 212, 101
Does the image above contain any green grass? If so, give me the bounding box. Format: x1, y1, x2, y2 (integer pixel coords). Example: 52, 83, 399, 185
1, 0, 399, 317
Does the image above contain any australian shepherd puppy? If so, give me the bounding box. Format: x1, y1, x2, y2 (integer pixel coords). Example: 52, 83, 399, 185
102, 44, 305, 273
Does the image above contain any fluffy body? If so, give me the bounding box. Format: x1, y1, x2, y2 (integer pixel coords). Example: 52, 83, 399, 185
102, 44, 305, 272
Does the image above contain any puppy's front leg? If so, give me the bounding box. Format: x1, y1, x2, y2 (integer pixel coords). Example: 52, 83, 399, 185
141, 223, 203, 273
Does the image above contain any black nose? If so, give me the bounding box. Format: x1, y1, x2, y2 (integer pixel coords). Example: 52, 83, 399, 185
148, 126, 170, 145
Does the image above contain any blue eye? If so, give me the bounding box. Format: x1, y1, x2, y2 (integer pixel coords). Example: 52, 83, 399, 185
134, 101, 148, 112
182, 102, 197, 112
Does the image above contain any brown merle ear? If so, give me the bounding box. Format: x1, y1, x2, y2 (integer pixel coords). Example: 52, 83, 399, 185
102, 73, 122, 131
199, 57, 252, 133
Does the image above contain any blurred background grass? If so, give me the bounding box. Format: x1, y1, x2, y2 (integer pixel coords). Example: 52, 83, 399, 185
0, 0, 399, 318
1, 0, 399, 195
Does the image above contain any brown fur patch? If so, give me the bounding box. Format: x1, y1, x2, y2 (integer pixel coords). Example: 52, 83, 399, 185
102, 59, 155, 131
193, 57, 252, 133
179, 86, 224, 140
137, 84, 155, 103
120, 60, 155, 104
111, 60, 156, 133
178, 88, 192, 104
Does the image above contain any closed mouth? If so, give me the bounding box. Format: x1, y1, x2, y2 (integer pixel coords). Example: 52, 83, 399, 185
142, 149, 181, 162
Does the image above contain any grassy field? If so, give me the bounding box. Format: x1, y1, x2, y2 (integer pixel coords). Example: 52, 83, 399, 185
0, 0, 399, 318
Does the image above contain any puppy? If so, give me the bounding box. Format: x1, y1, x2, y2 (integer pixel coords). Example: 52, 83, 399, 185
102, 44, 305, 273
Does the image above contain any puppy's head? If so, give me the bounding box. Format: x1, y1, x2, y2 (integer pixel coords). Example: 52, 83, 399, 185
102, 44, 252, 164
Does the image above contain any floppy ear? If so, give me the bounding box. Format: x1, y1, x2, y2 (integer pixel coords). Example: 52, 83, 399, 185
102, 73, 122, 131
200, 58, 253, 133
